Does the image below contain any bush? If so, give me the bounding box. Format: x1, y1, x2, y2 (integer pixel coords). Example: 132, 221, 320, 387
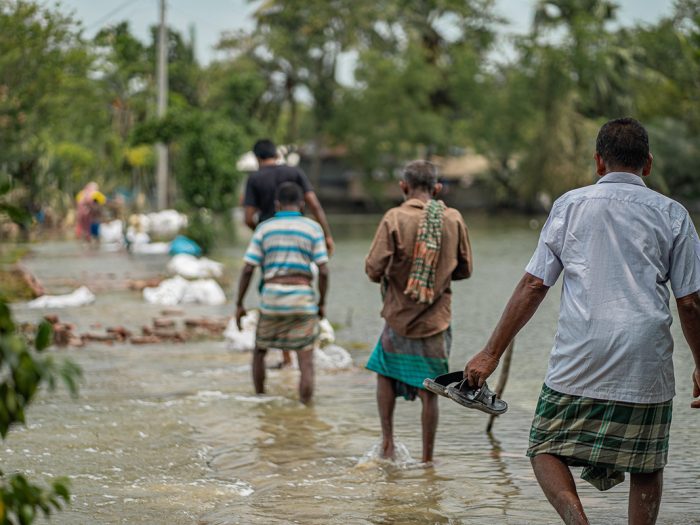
0, 300, 81, 524
184, 208, 216, 255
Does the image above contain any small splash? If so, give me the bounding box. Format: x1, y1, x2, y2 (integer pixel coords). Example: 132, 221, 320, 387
192, 390, 231, 401
188, 478, 254, 497
356, 442, 416, 470
232, 394, 287, 404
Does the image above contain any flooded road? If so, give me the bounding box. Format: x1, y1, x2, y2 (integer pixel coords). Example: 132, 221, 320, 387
7, 215, 700, 524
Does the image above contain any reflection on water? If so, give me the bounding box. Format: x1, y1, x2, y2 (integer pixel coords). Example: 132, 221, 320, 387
6, 214, 700, 524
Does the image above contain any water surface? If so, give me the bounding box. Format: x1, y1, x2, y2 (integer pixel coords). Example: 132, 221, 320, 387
7, 214, 699, 524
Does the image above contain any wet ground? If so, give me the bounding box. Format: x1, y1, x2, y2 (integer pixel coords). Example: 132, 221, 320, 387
6, 215, 700, 524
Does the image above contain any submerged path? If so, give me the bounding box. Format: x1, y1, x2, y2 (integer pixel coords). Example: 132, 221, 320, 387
6, 236, 699, 524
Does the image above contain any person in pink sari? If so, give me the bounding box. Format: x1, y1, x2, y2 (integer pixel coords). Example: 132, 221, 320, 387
75, 182, 100, 242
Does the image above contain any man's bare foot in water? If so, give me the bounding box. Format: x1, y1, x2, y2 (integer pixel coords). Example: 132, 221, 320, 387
380, 440, 395, 460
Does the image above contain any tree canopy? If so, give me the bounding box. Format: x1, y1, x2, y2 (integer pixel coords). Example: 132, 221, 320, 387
1, 0, 699, 221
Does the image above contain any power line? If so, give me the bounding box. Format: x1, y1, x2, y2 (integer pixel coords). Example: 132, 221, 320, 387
85, 0, 144, 31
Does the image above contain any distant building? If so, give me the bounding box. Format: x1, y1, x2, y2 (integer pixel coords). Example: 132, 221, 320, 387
236, 146, 493, 212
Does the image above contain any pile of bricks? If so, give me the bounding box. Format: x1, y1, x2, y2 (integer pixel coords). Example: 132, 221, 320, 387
39, 310, 231, 348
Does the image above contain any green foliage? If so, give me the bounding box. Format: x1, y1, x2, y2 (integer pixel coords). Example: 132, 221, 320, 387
0, 472, 71, 525
173, 111, 245, 212
0, 1, 97, 217
0, 297, 82, 523
0, 181, 30, 228
3, 0, 700, 221
132, 107, 246, 213
184, 208, 217, 255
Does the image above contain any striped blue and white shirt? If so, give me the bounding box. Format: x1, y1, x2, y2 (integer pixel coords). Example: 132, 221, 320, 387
243, 211, 328, 281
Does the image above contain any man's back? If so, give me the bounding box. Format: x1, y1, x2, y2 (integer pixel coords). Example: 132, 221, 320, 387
244, 211, 327, 283
243, 165, 312, 223
527, 171, 700, 402
365, 198, 472, 338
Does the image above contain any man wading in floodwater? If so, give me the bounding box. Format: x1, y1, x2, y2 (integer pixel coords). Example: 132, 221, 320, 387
464, 118, 700, 524
365, 160, 472, 463
236, 182, 329, 404
243, 139, 335, 255
243, 139, 335, 367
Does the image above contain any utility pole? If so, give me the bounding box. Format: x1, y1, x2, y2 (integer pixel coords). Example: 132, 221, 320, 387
155, 0, 168, 210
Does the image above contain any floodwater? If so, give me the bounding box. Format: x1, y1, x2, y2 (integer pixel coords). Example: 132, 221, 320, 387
7, 214, 700, 524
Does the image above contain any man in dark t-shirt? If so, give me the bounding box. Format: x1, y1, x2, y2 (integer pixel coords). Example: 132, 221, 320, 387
243, 139, 334, 255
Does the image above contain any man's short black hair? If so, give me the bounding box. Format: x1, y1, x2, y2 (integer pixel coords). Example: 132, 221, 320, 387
275, 182, 304, 206
595, 117, 649, 171
253, 139, 277, 160
402, 160, 438, 191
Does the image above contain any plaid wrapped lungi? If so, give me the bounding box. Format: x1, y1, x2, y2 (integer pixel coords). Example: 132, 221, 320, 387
527, 384, 673, 491
255, 283, 319, 352
366, 324, 450, 400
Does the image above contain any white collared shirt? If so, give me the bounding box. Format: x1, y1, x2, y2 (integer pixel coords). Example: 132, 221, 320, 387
527, 172, 700, 403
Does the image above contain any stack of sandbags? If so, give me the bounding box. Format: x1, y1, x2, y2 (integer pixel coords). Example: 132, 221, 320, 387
142, 275, 226, 306
166, 254, 223, 279
147, 210, 188, 238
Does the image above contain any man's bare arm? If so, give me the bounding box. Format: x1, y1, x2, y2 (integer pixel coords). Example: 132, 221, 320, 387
244, 206, 258, 231
677, 291, 700, 408
464, 273, 550, 387
304, 191, 335, 256
235, 263, 256, 329
317, 263, 329, 319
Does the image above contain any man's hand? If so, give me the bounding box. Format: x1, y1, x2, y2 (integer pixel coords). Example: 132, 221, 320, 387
464, 350, 500, 388
318, 304, 326, 320
325, 236, 335, 257
235, 305, 246, 330
692, 368, 700, 409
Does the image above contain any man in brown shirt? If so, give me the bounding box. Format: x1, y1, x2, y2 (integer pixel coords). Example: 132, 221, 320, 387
365, 160, 472, 463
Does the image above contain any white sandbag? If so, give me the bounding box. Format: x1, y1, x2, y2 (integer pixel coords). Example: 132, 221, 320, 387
167, 254, 223, 279
313, 344, 353, 370
236, 151, 258, 172
128, 214, 151, 234
27, 286, 96, 309
146, 209, 187, 238
318, 318, 335, 345
99, 220, 124, 244
223, 310, 259, 352
181, 279, 226, 306
143, 276, 188, 306
126, 227, 150, 245
131, 241, 170, 255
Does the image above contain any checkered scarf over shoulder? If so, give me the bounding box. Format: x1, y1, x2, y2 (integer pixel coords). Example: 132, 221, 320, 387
404, 199, 446, 304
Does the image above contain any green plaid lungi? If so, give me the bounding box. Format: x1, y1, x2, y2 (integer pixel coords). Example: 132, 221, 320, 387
527, 384, 672, 491
366, 324, 450, 400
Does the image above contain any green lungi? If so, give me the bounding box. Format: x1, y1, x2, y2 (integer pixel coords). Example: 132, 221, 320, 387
527, 384, 673, 491
366, 324, 450, 400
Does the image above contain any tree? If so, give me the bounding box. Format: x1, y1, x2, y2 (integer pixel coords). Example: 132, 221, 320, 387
630, 0, 700, 200
0, 1, 95, 227
333, 0, 501, 175
219, 0, 380, 185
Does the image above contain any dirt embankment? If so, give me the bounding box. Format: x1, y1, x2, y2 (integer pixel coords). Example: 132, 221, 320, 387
0, 246, 44, 301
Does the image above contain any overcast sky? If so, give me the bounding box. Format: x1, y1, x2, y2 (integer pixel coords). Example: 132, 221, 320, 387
58, 0, 675, 65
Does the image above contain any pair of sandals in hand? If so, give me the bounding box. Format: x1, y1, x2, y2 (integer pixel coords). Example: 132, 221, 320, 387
423, 372, 508, 415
